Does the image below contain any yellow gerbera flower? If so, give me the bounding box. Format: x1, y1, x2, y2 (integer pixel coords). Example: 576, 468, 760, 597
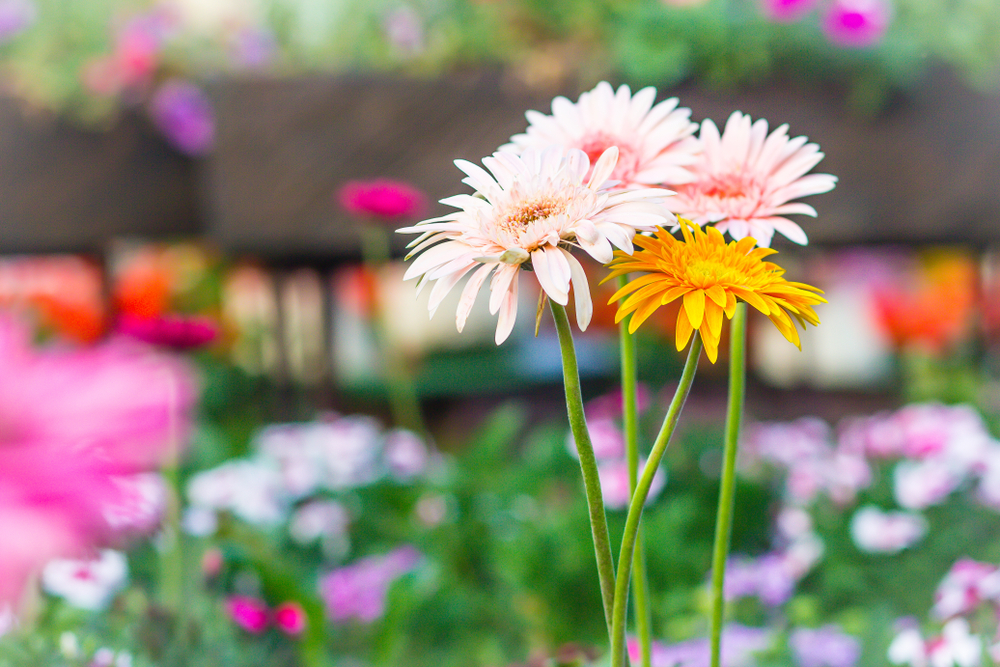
605, 220, 826, 363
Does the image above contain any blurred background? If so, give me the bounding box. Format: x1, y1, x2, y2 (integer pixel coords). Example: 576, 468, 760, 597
2, 1, 1000, 666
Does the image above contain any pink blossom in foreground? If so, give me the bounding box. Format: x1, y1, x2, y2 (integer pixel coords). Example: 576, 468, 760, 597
226, 596, 270, 634
0, 317, 195, 606
823, 0, 892, 48
273, 601, 308, 636
504, 82, 700, 189
667, 111, 837, 247
933, 559, 1000, 620
759, 0, 818, 22
849, 506, 927, 554
338, 179, 428, 222
319, 546, 420, 624
115, 313, 218, 350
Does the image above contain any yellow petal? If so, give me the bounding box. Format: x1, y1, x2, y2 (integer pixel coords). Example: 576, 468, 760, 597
675, 303, 694, 351
608, 273, 664, 303
704, 300, 724, 344
706, 285, 727, 308
732, 288, 770, 316
628, 295, 664, 334
683, 290, 706, 330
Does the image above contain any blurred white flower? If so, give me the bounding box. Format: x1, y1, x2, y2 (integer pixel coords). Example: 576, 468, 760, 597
894, 460, 963, 510
42, 550, 128, 610
186, 460, 287, 525
933, 559, 1000, 620
850, 505, 927, 553
288, 500, 350, 546
383, 429, 429, 480
103, 473, 167, 535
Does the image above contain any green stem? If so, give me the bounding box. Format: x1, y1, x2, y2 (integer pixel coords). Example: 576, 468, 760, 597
550, 300, 617, 637
618, 275, 652, 667
709, 303, 748, 667
359, 224, 427, 434
611, 335, 703, 667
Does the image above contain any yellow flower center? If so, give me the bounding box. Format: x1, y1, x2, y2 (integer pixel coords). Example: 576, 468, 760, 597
497, 196, 564, 234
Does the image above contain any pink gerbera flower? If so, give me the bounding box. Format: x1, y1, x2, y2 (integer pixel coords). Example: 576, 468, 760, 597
503, 82, 700, 189
667, 111, 837, 247
397, 146, 674, 344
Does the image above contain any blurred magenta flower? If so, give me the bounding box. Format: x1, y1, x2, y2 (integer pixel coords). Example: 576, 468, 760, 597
337, 179, 428, 222
598, 458, 666, 510
822, 0, 892, 48
759, 0, 818, 22
274, 601, 308, 636
115, 312, 218, 350
319, 546, 420, 623
0, 0, 35, 42
567, 418, 626, 461
0, 316, 195, 606
790, 626, 861, 667
226, 596, 270, 634
149, 79, 216, 156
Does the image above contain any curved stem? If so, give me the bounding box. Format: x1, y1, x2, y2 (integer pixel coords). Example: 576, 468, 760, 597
550, 300, 617, 637
709, 303, 748, 667
610, 335, 703, 667
618, 276, 652, 667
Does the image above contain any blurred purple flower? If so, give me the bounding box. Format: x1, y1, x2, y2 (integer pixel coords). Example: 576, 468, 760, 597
338, 179, 428, 222
230, 27, 275, 69
759, 0, 818, 23
226, 595, 270, 634
724, 554, 796, 606
790, 626, 861, 667
383, 5, 424, 56
0, 0, 36, 42
149, 80, 215, 156
319, 546, 421, 623
629, 624, 772, 667
822, 0, 892, 48
115, 313, 218, 350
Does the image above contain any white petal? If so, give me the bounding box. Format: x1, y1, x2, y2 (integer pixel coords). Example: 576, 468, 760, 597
494, 278, 519, 345
428, 261, 476, 317
403, 241, 472, 281
488, 264, 519, 314
588, 146, 619, 190
563, 249, 593, 331
531, 248, 569, 305
456, 263, 494, 332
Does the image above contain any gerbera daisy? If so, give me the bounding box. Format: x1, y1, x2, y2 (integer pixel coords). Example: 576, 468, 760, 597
397, 146, 674, 344
605, 220, 826, 363
503, 81, 700, 189
667, 111, 837, 247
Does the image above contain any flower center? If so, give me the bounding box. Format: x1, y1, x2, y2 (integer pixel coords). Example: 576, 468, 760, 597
699, 172, 761, 200
497, 196, 564, 234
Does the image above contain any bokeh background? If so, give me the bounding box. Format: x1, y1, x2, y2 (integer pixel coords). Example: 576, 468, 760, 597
2, 1, 1000, 666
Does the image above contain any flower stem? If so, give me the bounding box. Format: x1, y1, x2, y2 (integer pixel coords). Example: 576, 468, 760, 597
611, 335, 703, 667
709, 303, 748, 667
618, 275, 652, 667
359, 224, 427, 434
550, 300, 616, 637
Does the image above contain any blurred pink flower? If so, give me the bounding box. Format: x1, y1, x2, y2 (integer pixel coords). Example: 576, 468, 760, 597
889, 619, 982, 667
274, 601, 308, 636
115, 313, 218, 350
567, 418, 626, 461
0, 316, 195, 606
598, 458, 666, 510
667, 111, 836, 247
226, 595, 270, 634
894, 460, 963, 510
628, 624, 772, 667
759, 0, 818, 23
584, 384, 652, 421
383, 428, 429, 480
822, 0, 892, 48
338, 179, 428, 222
319, 546, 420, 623
933, 559, 1000, 620
849, 506, 927, 554
0, 0, 36, 42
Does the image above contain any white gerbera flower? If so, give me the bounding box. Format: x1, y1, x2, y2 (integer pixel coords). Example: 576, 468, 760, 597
668, 111, 838, 247
397, 146, 674, 344
503, 82, 700, 189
